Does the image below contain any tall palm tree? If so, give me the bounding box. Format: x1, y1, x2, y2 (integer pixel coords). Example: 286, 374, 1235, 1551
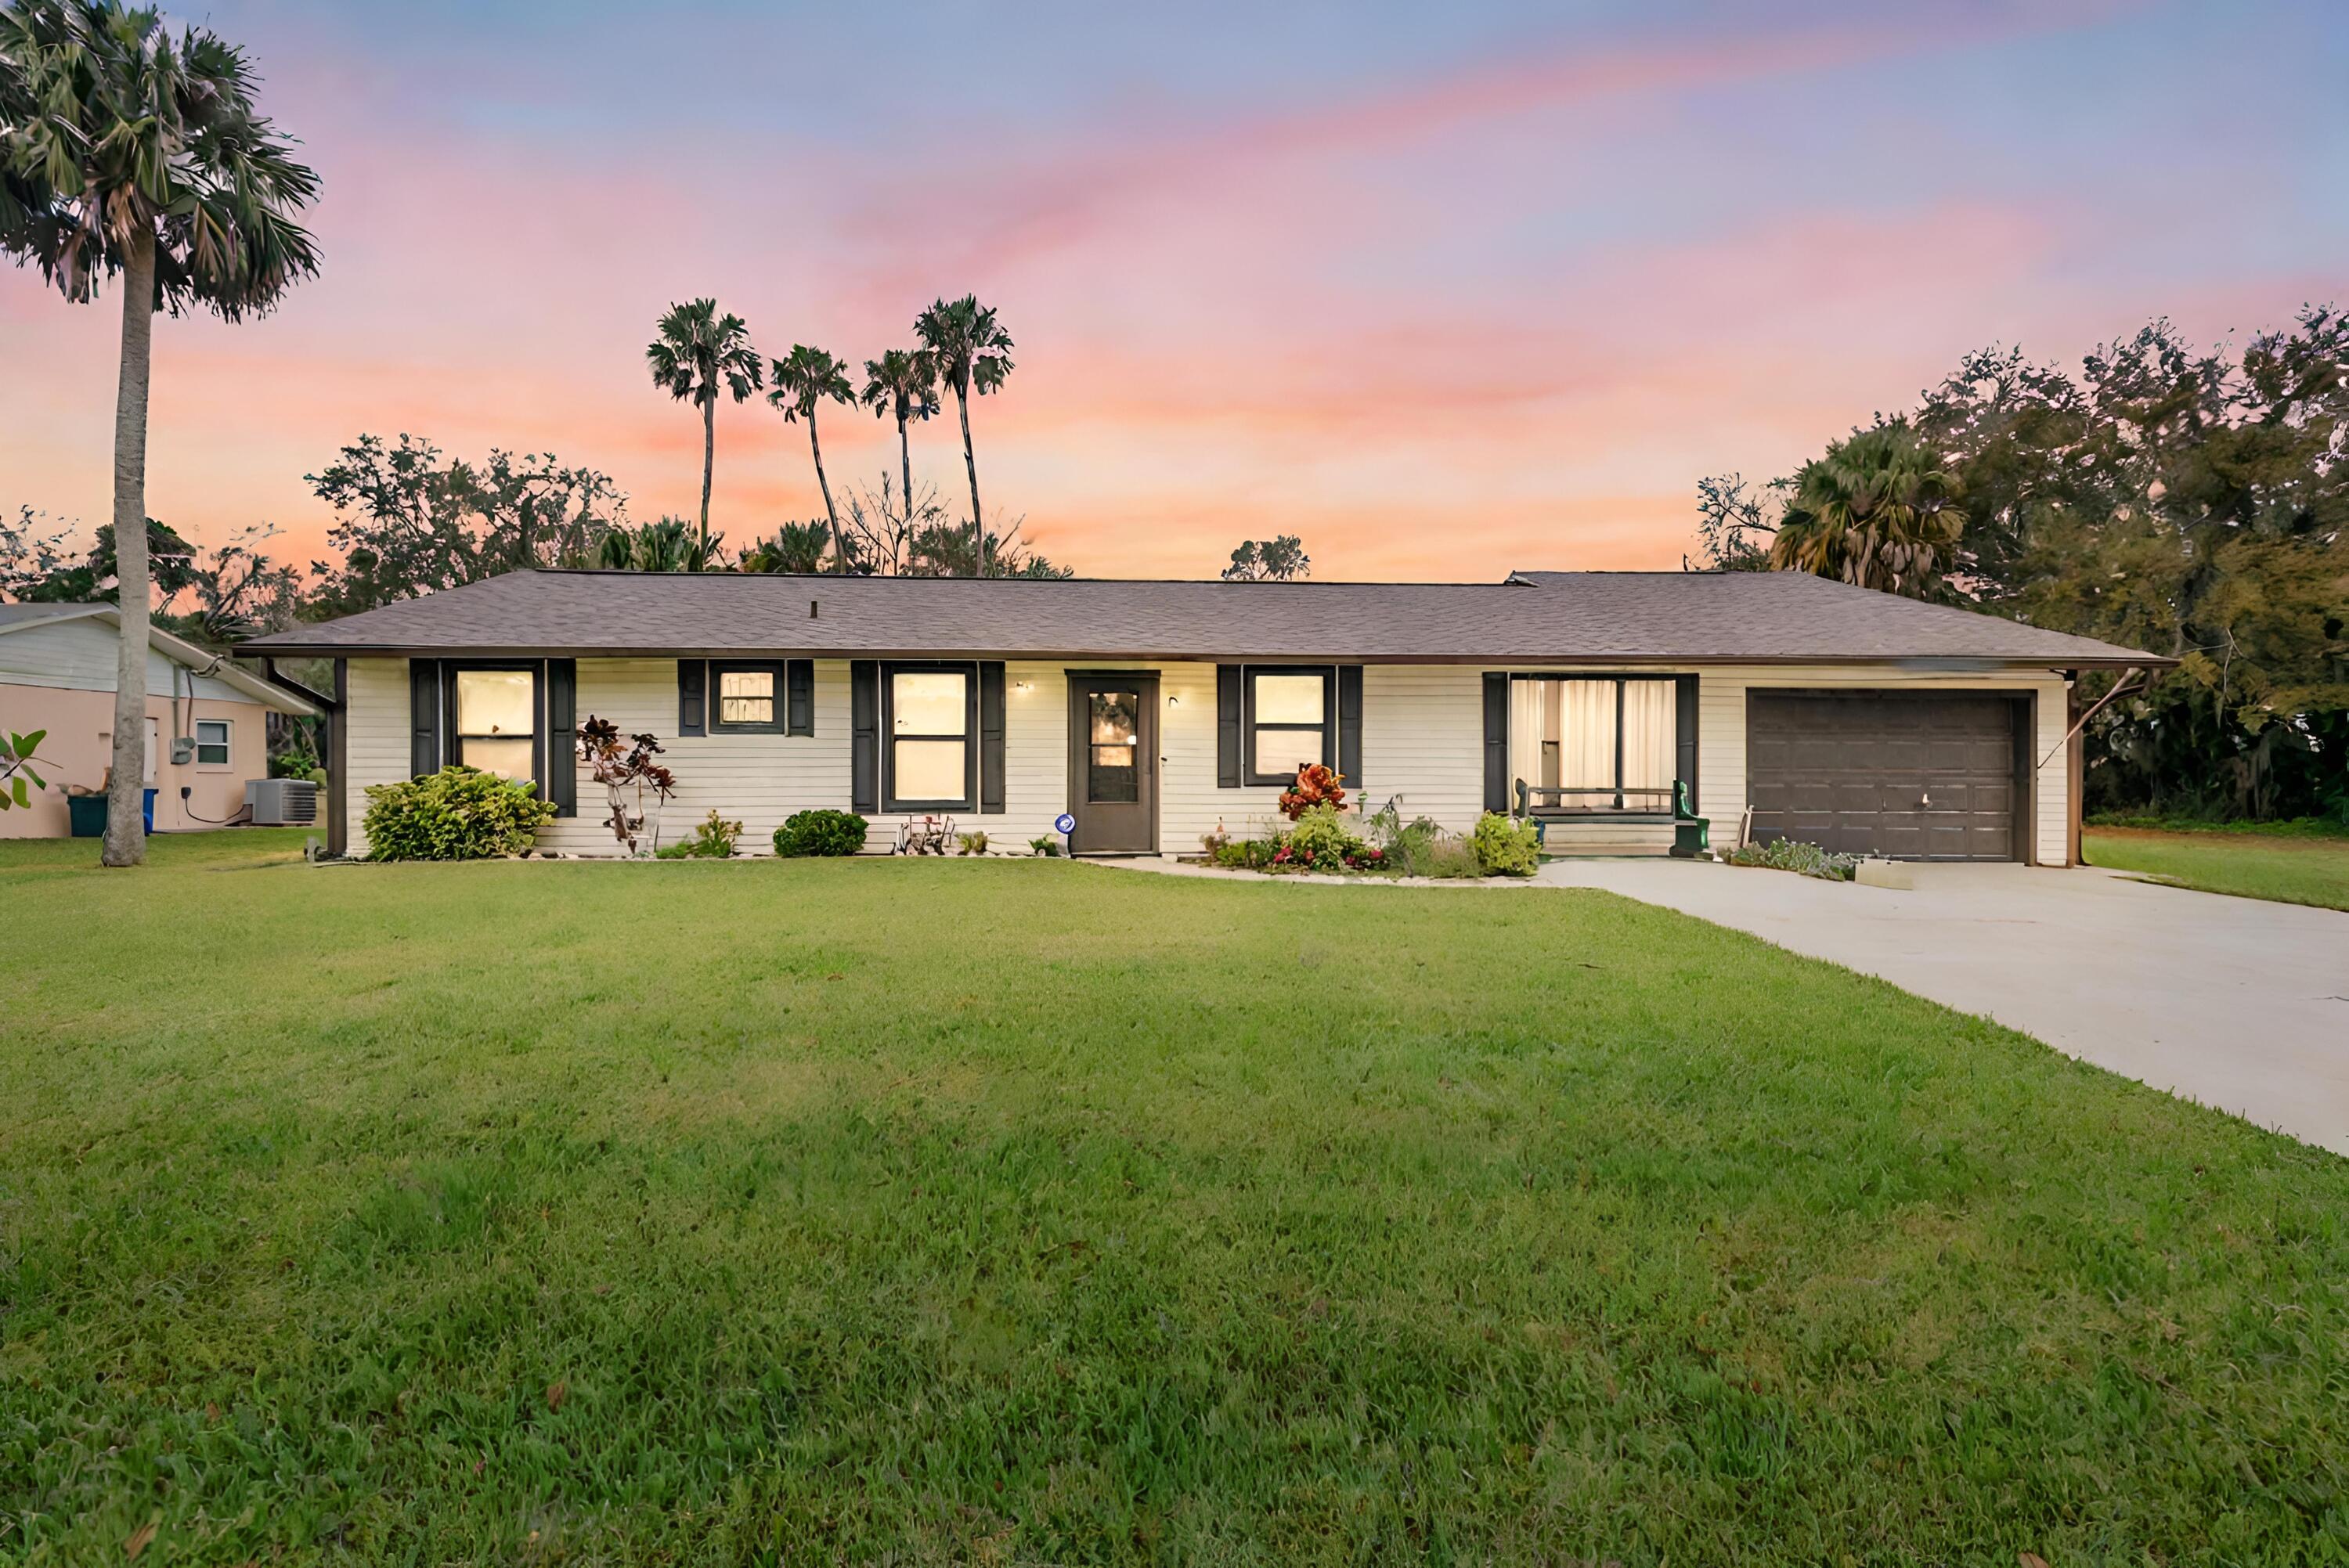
2, 0, 320, 867
860, 347, 938, 521
766, 344, 854, 570
1769, 420, 1966, 600
646, 299, 760, 558
913, 295, 1014, 575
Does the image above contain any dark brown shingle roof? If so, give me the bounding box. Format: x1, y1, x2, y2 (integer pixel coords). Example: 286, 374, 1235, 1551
239, 568, 2161, 668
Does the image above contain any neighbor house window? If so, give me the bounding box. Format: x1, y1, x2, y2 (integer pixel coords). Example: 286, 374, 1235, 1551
1508, 676, 1674, 809
1246, 669, 1331, 784
194, 719, 231, 766
713, 661, 781, 732
453, 666, 537, 780
886, 665, 973, 808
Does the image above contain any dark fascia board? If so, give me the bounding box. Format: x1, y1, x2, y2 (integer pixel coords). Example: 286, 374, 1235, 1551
231, 641, 2171, 672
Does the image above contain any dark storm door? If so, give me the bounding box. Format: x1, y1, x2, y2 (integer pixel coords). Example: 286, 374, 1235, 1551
1067, 673, 1159, 853
1746, 690, 2026, 861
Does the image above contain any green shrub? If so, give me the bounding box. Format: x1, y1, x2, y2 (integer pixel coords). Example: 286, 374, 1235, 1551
1028, 835, 1062, 858
957, 831, 989, 856
774, 809, 868, 857
1470, 811, 1540, 877
660, 810, 743, 859
1724, 837, 1858, 880
363, 766, 554, 861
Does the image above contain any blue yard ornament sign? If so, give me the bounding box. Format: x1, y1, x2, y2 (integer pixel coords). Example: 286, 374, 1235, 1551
1053, 813, 1076, 838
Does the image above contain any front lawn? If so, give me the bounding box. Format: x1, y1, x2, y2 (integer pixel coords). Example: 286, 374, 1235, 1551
2085, 824, 2349, 911
5, 833, 2347, 1563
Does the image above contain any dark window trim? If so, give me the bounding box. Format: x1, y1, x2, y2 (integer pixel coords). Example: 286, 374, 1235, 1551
442, 659, 545, 798
882, 659, 980, 812
1504, 671, 1682, 810
1242, 665, 1336, 787
709, 658, 788, 734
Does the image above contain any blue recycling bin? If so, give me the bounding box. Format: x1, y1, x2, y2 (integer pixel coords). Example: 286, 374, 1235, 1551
143, 787, 156, 833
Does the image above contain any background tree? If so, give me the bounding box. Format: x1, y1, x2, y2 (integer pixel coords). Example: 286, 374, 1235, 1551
767, 344, 854, 569
597, 516, 727, 573
860, 348, 937, 523
1727, 307, 2349, 823
739, 521, 835, 574
645, 299, 760, 557
913, 295, 1014, 575
1685, 474, 1780, 571
1221, 535, 1310, 581
2, 0, 320, 865
1767, 420, 1965, 600
305, 434, 625, 615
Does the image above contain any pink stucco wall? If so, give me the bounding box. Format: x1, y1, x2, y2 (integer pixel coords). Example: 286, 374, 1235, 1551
0, 685, 275, 838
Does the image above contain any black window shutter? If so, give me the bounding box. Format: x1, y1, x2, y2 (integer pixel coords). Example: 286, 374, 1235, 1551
1337, 665, 1364, 794
850, 660, 880, 813
786, 659, 814, 736
1481, 672, 1510, 813
677, 659, 707, 737
546, 659, 577, 816
409, 658, 442, 777
1673, 675, 1699, 809
1216, 665, 1243, 788
979, 661, 1006, 813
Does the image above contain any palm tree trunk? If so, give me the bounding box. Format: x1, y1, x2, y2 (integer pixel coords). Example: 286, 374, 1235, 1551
807, 409, 843, 573
102, 228, 157, 868
698, 396, 715, 553
897, 410, 914, 527
956, 387, 983, 577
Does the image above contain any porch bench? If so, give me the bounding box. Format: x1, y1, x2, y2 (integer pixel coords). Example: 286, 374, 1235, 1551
1513, 780, 1710, 858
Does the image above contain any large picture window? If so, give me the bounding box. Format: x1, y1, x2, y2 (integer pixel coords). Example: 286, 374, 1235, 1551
1246, 668, 1332, 785
453, 666, 538, 781
1509, 676, 1674, 810
886, 665, 974, 809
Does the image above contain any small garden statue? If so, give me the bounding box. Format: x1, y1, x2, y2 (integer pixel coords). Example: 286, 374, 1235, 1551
576, 715, 677, 856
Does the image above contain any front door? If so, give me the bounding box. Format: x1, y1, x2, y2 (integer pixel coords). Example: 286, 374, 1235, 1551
1067, 673, 1159, 854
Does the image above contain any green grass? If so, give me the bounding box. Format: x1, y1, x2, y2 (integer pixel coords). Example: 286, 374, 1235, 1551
5, 831, 2347, 1564
2085, 826, 2349, 911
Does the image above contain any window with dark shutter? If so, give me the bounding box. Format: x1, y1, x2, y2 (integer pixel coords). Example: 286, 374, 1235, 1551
1481, 672, 1510, 813
546, 659, 576, 816
409, 658, 442, 778
850, 661, 880, 813
1337, 665, 1364, 794
677, 660, 707, 737
786, 659, 814, 737
979, 662, 1006, 813
1216, 665, 1243, 788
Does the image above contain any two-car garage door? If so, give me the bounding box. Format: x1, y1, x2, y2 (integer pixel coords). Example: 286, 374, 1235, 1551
1746, 690, 2028, 861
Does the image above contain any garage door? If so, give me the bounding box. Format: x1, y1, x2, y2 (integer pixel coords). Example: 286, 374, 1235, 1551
1747, 691, 2023, 861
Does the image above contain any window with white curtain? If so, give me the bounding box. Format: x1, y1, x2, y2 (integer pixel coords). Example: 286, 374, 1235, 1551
1507, 676, 1676, 809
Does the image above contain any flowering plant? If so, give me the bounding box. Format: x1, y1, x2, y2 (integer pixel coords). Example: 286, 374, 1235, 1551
1277, 762, 1348, 820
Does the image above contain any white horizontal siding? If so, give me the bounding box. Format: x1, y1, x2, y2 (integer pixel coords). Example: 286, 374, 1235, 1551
0, 617, 263, 701
336, 655, 2072, 866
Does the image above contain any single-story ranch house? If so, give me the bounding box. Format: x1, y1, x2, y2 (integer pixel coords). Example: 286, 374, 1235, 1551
239, 568, 2164, 864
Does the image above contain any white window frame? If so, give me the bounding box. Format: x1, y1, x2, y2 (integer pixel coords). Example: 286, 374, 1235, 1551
193, 717, 233, 769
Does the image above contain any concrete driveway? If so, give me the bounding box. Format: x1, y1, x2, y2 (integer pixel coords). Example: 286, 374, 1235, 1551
1538, 858, 2349, 1155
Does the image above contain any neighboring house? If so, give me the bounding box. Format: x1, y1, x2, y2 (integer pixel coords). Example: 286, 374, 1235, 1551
0, 603, 319, 838
240, 569, 2167, 864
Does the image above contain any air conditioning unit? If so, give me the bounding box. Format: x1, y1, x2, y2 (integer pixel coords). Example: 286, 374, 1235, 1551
245, 777, 319, 826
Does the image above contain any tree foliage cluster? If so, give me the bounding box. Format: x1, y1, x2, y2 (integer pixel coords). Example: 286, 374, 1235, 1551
1695, 310, 2349, 821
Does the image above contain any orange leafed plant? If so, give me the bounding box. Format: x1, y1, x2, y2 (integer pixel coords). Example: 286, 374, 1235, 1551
1278, 762, 1347, 820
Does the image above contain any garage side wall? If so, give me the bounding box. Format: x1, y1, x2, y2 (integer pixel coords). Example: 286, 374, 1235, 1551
1695, 665, 2070, 866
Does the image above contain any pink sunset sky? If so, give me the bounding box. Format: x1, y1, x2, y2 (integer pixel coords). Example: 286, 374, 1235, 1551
5, 0, 2344, 581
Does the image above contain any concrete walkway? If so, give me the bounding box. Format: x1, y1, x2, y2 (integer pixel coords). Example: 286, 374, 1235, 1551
1536, 859, 2349, 1154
